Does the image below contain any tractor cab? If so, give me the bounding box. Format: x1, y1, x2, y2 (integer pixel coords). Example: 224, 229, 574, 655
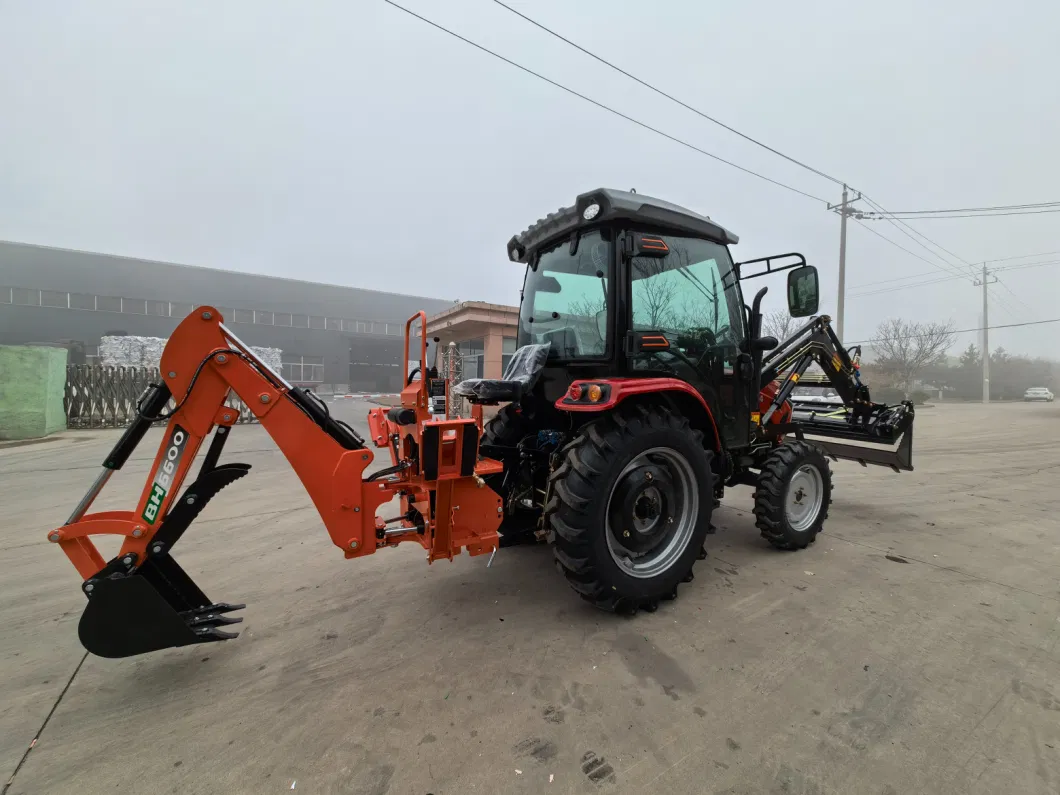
471, 188, 820, 450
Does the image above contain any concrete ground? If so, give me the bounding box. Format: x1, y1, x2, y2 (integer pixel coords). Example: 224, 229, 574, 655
1, 400, 1059, 795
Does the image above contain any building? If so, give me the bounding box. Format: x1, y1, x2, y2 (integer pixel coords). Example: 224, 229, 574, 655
0, 240, 456, 393
426, 301, 519, 382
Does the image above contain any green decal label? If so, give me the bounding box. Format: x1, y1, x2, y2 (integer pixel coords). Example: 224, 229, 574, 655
142, 483, 167, 524
141, 424, 188, 525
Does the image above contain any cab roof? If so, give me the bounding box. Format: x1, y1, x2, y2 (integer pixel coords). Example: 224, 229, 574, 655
507, 188, 739, 263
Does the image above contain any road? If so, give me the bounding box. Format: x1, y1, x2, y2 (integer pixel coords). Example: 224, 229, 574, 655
2, 400, 1059, 794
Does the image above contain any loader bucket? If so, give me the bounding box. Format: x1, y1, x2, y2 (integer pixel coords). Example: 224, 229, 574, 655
79, 553, 243, 659
789, 401, 915, 472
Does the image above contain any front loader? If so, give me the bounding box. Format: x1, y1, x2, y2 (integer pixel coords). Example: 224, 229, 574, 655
51, 187, 916, 659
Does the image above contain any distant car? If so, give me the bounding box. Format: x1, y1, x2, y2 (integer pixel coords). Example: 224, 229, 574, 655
1023, 387, 1054, 402
791, 386, 843, 405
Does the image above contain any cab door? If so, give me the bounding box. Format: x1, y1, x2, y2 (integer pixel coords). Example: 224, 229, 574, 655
623, 230, 750, 448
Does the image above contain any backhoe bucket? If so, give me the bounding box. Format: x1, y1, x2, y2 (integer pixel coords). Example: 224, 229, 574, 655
79, 552, 243, 659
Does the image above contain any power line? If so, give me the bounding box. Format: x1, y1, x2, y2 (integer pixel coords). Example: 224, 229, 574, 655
487, 0, 975, 281
985, 250, 1060, 264
876, 200, 1060, 215
994, 278, 1033, 312
857, 193, 974, 277
996, 258, 1060, 274
850, 270, 965, 290
394, 0, 1039, 294
851, 217, 969, 278
845, 317, 1060, 346
488, 0, 846, 187
849, 256, 1060, 291
848, 273, 964, 298
382, 0, 829, 203
869, 207, 1060, 220
988, 284, 1022, 321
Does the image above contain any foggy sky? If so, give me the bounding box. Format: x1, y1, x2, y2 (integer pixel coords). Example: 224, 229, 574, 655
2, 0, 1057, 359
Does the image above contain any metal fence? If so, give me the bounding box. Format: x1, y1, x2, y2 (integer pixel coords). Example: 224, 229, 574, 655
65, 365, 258, 428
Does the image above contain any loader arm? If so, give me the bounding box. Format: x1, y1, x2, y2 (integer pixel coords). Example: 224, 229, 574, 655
49, 308, 502, 659
757, 315, 915, 471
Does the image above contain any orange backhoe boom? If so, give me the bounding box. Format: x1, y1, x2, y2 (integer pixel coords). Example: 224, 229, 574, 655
49, 308, 502, 658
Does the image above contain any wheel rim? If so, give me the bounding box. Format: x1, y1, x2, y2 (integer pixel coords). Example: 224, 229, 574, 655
785, 464, 824, 532
605, 447, 699, 579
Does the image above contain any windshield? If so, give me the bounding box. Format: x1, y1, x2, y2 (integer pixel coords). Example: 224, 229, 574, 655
518, 229, 611, 359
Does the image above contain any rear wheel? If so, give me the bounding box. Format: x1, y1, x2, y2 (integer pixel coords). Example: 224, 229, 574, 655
546, 404, 713, 613
754, 440, 832, 550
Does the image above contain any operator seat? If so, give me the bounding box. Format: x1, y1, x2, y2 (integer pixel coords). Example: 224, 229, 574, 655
452, 343, 550, 405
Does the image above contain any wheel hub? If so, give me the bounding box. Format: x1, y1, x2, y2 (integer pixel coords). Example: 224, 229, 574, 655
608, 465, 676, 556
785, 464, 824, 532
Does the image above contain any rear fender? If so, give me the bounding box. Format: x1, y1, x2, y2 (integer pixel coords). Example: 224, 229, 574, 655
555, 377, 721, 452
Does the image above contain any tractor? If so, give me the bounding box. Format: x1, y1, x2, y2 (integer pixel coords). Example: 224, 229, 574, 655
452, 188, 914, 612
49, 188, 914, 658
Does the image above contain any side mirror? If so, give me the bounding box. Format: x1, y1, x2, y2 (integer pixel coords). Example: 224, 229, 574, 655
787, 265, 819, 317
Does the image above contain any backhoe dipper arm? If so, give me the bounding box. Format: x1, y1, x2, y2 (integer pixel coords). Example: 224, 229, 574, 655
49, 308, 502, 659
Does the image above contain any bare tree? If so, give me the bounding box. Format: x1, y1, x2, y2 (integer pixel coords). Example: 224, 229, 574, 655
762, 311, 798, 341
631, 259, 680, 328
871, 318, 956, 394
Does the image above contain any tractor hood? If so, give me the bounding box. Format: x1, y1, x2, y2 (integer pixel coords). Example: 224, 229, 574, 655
506, 188, 739, 264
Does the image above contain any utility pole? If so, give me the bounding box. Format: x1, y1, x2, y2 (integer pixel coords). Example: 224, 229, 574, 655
974, 264, 997, 403
827, 185, 862, 339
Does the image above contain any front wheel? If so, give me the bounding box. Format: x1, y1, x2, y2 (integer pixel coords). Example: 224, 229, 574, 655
753, 440, 832, 550
545, 404, 714, 613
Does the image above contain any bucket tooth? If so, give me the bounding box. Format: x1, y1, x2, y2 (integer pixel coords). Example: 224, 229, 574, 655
186, 610, 244, 629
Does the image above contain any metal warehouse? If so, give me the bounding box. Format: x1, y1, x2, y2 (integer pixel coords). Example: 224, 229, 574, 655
0, 240, 455, 393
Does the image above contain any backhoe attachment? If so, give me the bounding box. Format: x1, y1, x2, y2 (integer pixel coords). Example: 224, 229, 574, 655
50, 309, 502, 658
